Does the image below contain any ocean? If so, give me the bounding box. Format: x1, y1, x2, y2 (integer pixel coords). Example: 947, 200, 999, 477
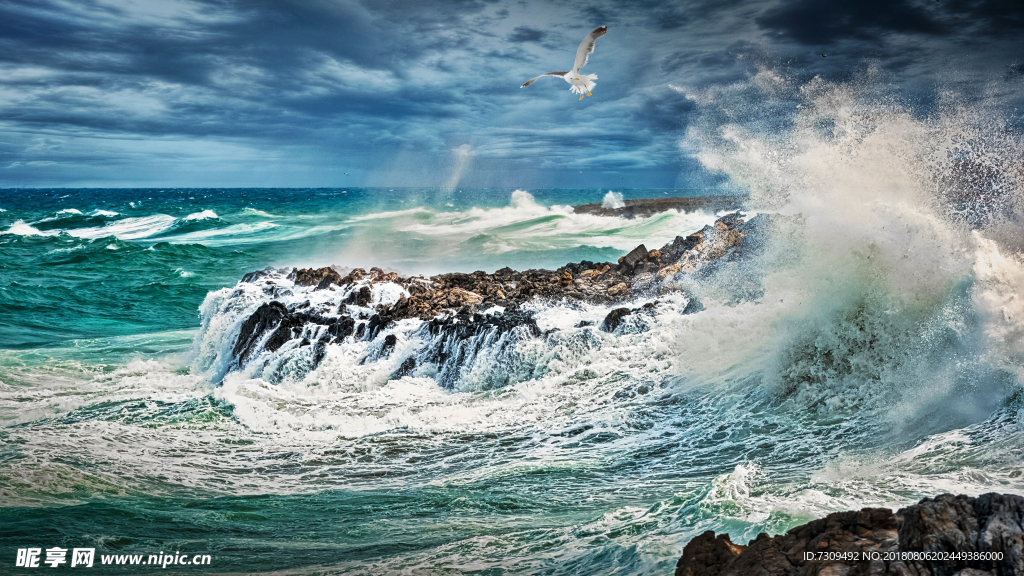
3, 103, 1024, 575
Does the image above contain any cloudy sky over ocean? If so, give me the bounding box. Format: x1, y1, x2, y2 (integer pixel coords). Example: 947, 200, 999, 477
1, 0, 1022, 188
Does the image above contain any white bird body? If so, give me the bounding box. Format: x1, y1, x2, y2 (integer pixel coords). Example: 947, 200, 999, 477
521, 26, 607, 100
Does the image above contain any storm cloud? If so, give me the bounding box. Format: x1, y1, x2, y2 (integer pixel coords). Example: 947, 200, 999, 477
0, 0, 1021, 187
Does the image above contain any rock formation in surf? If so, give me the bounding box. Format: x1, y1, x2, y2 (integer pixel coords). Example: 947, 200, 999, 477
573, 195, 745, 219
675, 492, 1024, 576
211, 209, 767, 387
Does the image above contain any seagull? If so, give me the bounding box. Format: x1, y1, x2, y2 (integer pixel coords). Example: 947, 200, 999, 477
521, 26, 608, 100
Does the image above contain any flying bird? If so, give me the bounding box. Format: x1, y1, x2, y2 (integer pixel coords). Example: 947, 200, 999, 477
521, 26, 608, 100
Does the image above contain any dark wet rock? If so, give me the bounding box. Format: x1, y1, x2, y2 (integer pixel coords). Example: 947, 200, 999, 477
380, 334, 397, 358
241, 267, 285, 284
290, 266, 343, 288
346, 285, 372, 306
365, 314, 389, 341
601, 308, 633, 332
393, 357, 416, 378
326, 316, 356, 341
232, 301, 288, 363
601, 302, 658, 333
675, 493, 1024, 576
618, 244, 649, 268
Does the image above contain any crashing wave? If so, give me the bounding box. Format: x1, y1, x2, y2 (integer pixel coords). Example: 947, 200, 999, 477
190, 212, 765, 390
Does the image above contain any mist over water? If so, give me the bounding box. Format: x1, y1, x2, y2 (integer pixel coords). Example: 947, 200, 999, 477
2, 73, 1024, 575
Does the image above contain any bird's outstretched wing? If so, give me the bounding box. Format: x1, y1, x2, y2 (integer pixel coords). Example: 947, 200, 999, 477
573, 26, 607, 73
521, 71, 569, 88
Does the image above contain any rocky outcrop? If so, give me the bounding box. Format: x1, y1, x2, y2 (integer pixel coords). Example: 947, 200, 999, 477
573, 195, 745, 219
676, 493, 1024, 576
224, 210, 764, 385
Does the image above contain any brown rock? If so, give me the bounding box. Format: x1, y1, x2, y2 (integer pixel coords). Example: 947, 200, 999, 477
657, 263, 683, 279
607, 282, 628, 296
675, 531, 746, 576
291, 267, 343, 288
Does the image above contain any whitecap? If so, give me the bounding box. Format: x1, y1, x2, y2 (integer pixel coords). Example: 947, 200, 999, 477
394, 190, 717, 253
184, 209, 219, 221
239, 207, 276, 218
91, 209, 119, 217
67, 215, 178, 240
160, 221, 279, 245
56, 208, 83, 216
2, 220, 59, 236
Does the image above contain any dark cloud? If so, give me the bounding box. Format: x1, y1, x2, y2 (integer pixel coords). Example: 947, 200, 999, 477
756, 0, 947, 45
508, 25, 545, 42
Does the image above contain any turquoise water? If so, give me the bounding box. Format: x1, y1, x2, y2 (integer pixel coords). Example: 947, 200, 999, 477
2, 184, 1023, 573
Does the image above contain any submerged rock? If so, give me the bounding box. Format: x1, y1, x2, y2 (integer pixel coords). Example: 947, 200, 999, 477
675, 492, 1024, 576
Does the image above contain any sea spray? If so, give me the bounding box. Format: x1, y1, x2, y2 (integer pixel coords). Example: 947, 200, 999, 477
676, 70, 1024, 431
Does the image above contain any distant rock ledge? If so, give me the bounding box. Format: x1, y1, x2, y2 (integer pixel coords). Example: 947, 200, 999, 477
573, 195, 745, 219
676, 493, 1024, 576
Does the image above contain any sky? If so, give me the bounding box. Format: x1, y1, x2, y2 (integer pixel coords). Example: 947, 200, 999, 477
0, 0, 1022, 189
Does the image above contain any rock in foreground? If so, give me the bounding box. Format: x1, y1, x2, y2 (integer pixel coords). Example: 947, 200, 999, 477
676, 493, 1024, 576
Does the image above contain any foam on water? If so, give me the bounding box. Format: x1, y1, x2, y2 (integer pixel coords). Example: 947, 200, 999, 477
2, 219, 59, 236
389, 190, 718, 254
66, 214, 179, 240
184, 209, 219, 221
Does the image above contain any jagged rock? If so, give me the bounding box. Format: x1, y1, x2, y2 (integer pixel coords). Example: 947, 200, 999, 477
619, 244, 649, 268
608, 282, 629, 296
676, 532, 745, 576
225, 210, 762, 385
345, 285, 372, 306
291, 266, 343, 287
380, 334, 397, 358
601, 308, 633, 332
232, 301, 288, 362
241, 267, 284, 284
393, 357, 416, 378
675, 493, 1024, 576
